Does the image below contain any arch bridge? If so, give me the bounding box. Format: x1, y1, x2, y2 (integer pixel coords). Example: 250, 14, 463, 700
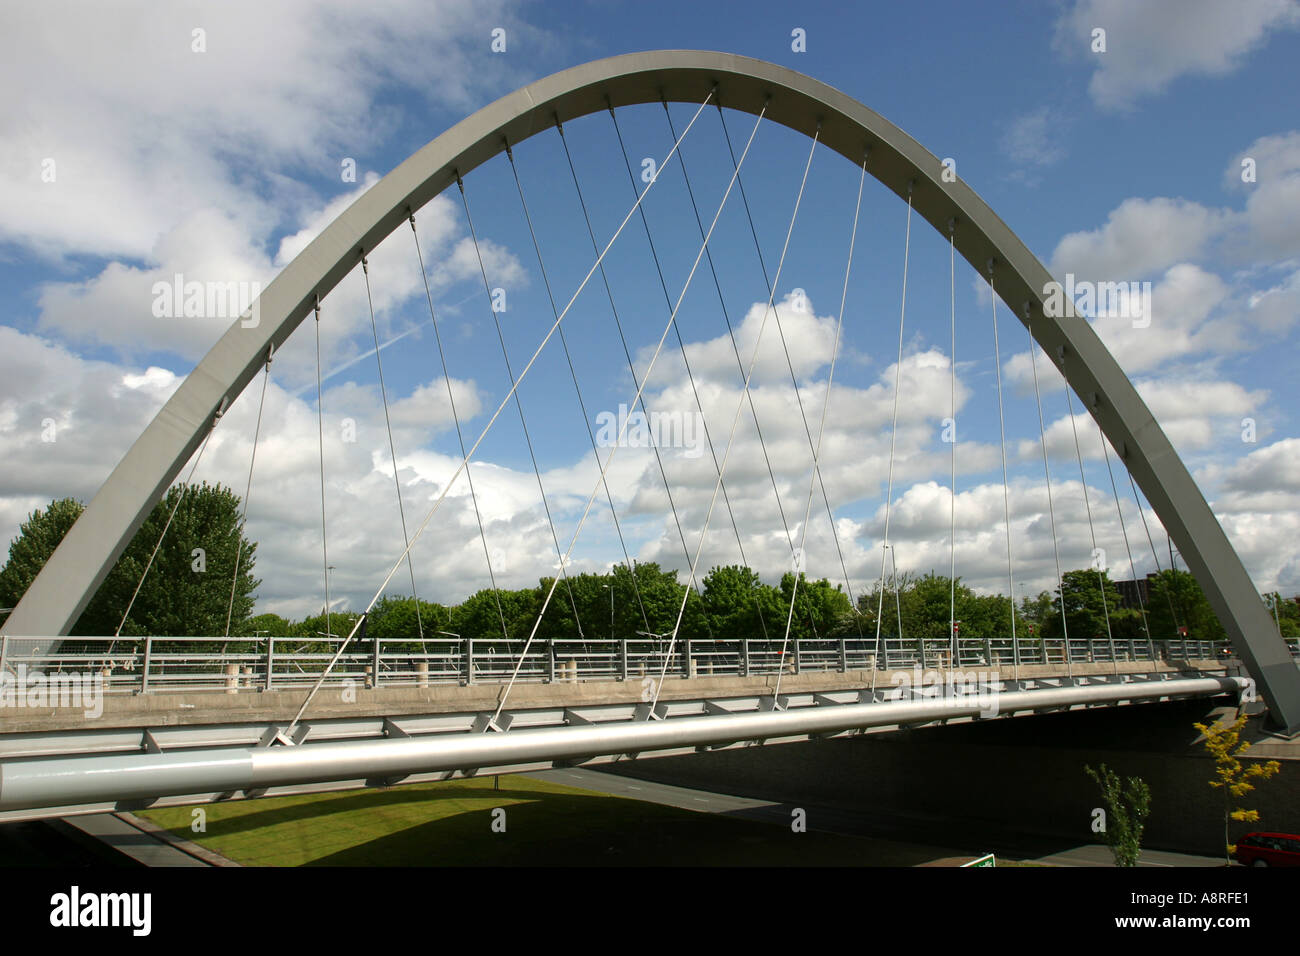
1, 51, 1294, 820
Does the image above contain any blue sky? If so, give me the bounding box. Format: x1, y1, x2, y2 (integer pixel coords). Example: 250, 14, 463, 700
3, 0, 1299, 621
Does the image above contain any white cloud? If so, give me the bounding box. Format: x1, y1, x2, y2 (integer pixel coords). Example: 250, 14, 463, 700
1049, 198, 1227, 282
1001, 107, 1067, 174
0, 0, 539, 261
1223, 132, 1300, 261
1054, 0, 1300, 110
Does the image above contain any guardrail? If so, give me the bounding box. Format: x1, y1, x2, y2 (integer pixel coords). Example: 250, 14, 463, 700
0, 632, 1279, 696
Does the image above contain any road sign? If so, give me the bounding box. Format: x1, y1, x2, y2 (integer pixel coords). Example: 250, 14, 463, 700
961, 853, 996, 867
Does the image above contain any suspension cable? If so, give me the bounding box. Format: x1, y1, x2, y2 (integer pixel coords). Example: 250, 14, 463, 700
500, 106, 768, 724
987, 264, 1018, 676
114, 421, 217, 640
314, 298, 333, 650
649, 126, 819, 712
456, 169, 587, 642
873, 183, 914, 683
608, 101, 755, 628
1064, 385, 1117, 672
1024, 305, 1072, 678
1128, 468, 1182, 638
223, 344, 273, 640
285, 97, 717, 737
362, 255, 423, 640
667, 100, 829, 651
1099, 423, 1153, 654
773, 150, 867, 701
409, 216, 509, 644
554, 116, 702, 643
477, 96, 732, 725
553, 115, 722, 671
948, 220, 958, 669
717, 103, 864, 625
508, 130, 650, 633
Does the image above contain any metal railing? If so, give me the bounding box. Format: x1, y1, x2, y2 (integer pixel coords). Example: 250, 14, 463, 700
0, 632, 1274, 697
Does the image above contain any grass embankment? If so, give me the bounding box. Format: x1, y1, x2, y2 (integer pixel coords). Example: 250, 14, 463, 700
139, 775, 953, 866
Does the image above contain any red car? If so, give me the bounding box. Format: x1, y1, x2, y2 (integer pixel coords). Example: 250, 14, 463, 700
1234, 832, 1300, 866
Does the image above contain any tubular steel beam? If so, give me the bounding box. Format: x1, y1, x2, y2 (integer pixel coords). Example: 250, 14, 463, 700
0, 675, 1244, 815
5, 50, 1297, 732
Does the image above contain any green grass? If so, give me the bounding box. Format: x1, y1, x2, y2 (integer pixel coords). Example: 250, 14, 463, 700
139, 775, 957, 866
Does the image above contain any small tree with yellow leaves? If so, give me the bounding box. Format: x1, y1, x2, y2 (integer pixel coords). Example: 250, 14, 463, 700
1193, 713, 1282, 866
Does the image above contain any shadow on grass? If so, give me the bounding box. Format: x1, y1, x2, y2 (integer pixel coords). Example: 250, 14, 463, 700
143, 779, 894, 866
305, 794, 874, 866
145, 782, 546, 844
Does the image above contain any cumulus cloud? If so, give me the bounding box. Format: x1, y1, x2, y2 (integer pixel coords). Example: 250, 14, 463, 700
1001, 107, 1069, 183
1049, 198, 1228, 283
1053, 0, 1300, 110
0, 0, 542, 261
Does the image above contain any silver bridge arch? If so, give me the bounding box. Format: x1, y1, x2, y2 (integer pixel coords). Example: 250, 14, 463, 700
6, 50, 1299, 733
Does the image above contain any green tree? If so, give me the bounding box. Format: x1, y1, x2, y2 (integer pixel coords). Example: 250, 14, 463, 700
701, 565, 777, 643
1147, 568, 1226, 642
1040, 568, 1140, 645
367, 595, 450, 646
0, 485, 260, 638
1018, 590, 1055, 642
1085, 762, 1152, 867
243, 613, 293, 638
1263, 592, 1300, 639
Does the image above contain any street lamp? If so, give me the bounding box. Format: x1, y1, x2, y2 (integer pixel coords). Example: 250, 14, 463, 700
1266, 592, 1283, 640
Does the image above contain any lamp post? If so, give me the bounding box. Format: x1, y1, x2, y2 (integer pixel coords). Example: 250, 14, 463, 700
1267, 592, 1282, 640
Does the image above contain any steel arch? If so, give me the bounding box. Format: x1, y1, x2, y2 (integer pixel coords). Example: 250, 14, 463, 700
7, 50, 1297, 732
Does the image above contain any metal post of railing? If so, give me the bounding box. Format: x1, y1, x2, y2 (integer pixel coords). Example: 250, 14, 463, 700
0, 634, 7, 679
682, 638, 692, 678
547, 640, 556, 683
793, 638, 801, 674
371, 636, 381, 689
618, 638, 628, 682
141, 635, 153, 694
740, 638, 749, 677
464, 637, 474, 685
264, 636, 274, 691
838, 636, 847, 673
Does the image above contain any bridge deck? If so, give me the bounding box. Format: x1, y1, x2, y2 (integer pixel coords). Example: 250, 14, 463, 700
1, 658, 1227, 734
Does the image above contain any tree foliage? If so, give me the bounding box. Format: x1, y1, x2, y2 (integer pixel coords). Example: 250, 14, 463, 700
1039, 568, 1145, 644
0, 485, 259, 637
1085, 762, 1152, 867
1263, 592, 1300, 639
1147, 568, 1226, 641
